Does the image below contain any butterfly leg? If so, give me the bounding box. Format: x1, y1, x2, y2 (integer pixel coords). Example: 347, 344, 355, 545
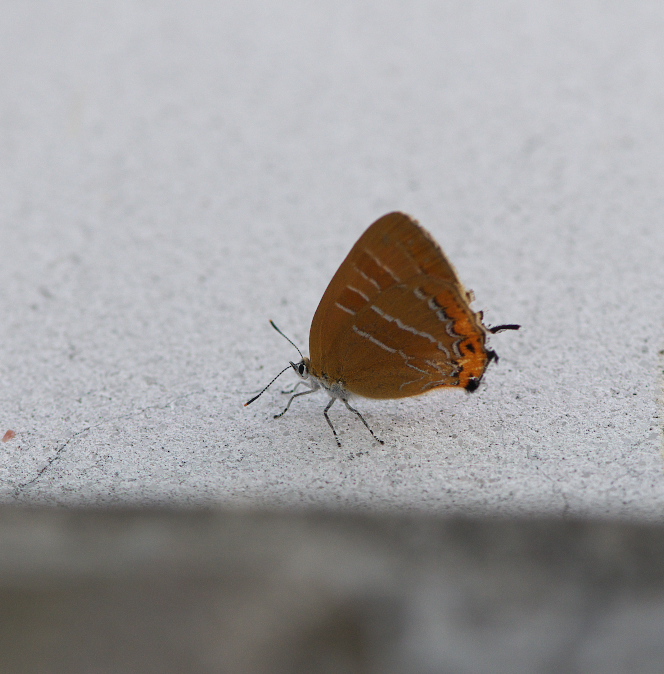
342, 400, 384, 445
274, 388, 317, 419
323, 398, 342, 447
281, 381, 305, 395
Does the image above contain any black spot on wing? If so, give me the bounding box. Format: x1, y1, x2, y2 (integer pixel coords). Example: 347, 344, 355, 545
465, 377, 481, 393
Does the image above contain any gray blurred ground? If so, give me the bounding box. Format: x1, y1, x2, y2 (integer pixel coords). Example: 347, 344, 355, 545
2, 507, 664, 674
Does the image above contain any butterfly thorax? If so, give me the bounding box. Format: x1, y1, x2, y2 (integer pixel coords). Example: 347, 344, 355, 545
299, 357, 349, 400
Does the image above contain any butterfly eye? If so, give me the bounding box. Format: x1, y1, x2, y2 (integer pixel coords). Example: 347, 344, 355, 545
298, 362, 307, 377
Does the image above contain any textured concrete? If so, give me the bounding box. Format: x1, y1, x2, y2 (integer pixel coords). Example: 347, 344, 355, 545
3, 507, 664, 673
1, 1, 664, 515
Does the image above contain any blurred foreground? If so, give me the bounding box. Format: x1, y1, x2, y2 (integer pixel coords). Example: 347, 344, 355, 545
1, 507, 663, 673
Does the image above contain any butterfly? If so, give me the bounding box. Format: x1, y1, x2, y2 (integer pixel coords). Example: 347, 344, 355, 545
246, 212, 519, 446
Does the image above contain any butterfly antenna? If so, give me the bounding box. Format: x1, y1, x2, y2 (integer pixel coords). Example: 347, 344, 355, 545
269, 320, 304, 360
244, 365, 291, 406
489, 324, 521, 334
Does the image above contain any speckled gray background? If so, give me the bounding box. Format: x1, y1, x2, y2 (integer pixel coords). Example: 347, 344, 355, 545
1, 0, 663, 516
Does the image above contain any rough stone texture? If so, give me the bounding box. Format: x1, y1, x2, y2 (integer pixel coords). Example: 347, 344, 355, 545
1, 0, 664, 516
1, 507, 664, 673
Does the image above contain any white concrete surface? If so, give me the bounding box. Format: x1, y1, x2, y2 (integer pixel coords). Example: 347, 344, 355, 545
1, 0, 663, 516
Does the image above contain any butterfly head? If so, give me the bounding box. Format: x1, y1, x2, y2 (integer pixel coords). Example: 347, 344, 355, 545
290, 357, 312, 382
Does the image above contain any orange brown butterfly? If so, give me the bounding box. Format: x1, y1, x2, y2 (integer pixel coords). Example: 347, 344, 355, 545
246, 212, 519, 446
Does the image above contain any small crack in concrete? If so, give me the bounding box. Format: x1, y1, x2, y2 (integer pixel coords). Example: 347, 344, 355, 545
526, 446, 570, 517
538, 464, 571, 518
13, 390, 204, 498
658, 347, 664, 462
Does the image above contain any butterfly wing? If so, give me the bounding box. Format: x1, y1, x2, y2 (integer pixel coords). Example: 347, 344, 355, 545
308, 212, 489, 398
